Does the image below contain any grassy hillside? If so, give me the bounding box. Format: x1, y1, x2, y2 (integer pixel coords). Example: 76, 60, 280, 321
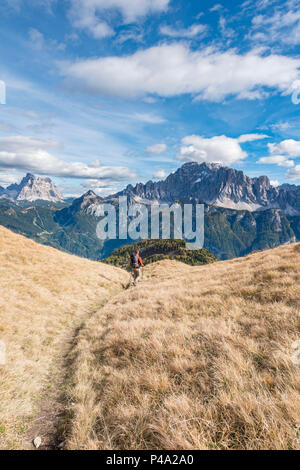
104, 239, 218, 267
66, 243, 300, 450
0, 226, 127, 449
1, 225, 299, 450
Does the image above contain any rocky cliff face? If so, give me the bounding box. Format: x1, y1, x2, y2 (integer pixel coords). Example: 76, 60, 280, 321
53, 162, 300, 221
2, 174, 64, 203
61, 190, 103, 218
112, 162, 300, 215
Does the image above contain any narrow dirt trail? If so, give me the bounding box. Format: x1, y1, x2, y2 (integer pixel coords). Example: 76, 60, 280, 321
25, 270, 134, 450
25, 317, 92, 450
25, 326, 83, 450
0, 226, 131, 450
25, 295, 130, 450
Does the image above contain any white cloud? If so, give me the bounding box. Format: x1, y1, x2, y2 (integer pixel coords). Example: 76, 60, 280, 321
0, 136, 137, 181
250, 1, 300, 46
210, 4, 223, 12
270, 121, 291, 132
0, 136, 61, 152
269, 139, 300, 157
177, 133, 269, 166
61, 43, 300, 101
29, 28, 45, 50
132, 113, 166, 124
142, 96, 158, 104
92, 187, 116, 196
237, 133, 269, 143
219, 17, 235, 39
270, 180, 280, 187
146, 143, 167, 154
0, 171, 22, 186
82, 178, 117, 188
69, 0, 170, 38
257, 138, 300, 169
115, 25, 144, 44
160, 23, 208, 38
29, 28, 66, 51
81, 178, 119, 196
178, 134, 252, 165
257, 155, 295, 167
287, 165, 300, 180
153, 169, 168, 179
235, 89, 270, 100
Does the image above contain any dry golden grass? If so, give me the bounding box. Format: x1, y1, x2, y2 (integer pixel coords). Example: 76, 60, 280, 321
0, 226, 127, 449
66, 243, 300, 450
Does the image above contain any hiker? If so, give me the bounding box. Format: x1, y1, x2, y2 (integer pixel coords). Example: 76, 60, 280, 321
130, 249, 144, 286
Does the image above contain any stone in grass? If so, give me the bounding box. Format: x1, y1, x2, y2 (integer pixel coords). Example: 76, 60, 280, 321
33, 436, 42, 449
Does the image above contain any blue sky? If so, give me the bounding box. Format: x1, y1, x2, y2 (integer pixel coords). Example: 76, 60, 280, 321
0, 0, 300, 196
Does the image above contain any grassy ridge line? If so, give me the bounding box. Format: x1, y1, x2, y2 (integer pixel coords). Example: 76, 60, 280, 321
66, 244, 300, 450
0, 226, 128, 449
103, 239, 218, 268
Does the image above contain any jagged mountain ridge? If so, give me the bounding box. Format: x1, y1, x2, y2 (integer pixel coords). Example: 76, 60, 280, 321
0, 163, 299, 260
110, 162, 300, 215
52, 188, 298, 260
0, 173, 64, 203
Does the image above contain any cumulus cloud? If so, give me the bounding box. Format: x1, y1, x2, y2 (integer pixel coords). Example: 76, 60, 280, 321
257, 138, 300, 169
270, 180, 280, 187
257, 155, 295, 167
160, 23, 208, 38
269, 139, 300, 157
69, 0, 170, 38
287, 165, 300, 180
0, 136, 137, 181
146, 143, 167, 154
61, 43, 300, 101
153, 169, 168, 179
177, 134, 268, 165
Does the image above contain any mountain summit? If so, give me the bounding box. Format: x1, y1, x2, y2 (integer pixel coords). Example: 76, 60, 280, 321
112, 162, 300, 215
2, 173, 64, 203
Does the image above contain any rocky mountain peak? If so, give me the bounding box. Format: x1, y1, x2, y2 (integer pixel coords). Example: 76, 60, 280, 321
82, 190, 98, 199
3, 174, 64, 203
108, 161, 299, 215
63, 190, 104, 217
79, 190, 102, 207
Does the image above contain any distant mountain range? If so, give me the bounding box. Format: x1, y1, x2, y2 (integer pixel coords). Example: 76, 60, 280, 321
1, 164, 299, 214
0, 173, 64, 203
111, 162, 300, 215
0, 163, 299, 260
